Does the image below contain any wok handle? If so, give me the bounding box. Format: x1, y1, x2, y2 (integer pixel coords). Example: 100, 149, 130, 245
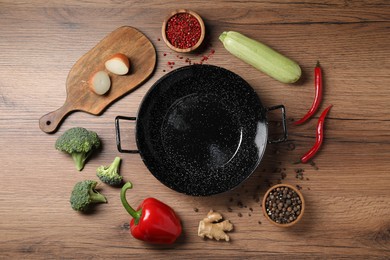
115, 116, 139, 153
266, 105, 288, 144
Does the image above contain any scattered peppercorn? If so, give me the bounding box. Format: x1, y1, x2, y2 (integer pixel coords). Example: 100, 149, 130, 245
287, 142, 296, 151
273, 168, 282, 173
193, 207, 199, 212
237, 213, 243, 217
310, 160, 319, 170
121, 222, 130, 230
264, 186, 303, 224
296, 171, 304, 180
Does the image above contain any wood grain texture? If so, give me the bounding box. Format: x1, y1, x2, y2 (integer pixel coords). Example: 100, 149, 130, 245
1, 0, 389, 259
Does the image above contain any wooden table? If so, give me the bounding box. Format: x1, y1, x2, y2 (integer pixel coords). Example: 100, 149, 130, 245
1, 1, 389, 258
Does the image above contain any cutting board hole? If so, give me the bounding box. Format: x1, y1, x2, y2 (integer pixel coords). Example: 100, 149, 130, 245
46, 121, 51, 126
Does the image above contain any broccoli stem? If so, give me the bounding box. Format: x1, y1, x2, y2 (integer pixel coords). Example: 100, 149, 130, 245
72, 152, 88, 171
108, 156, 121, 172
121, 182, 142, 224
88, 187, 107, 203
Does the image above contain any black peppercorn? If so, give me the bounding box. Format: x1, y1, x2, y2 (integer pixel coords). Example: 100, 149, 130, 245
263, 184, 304, 225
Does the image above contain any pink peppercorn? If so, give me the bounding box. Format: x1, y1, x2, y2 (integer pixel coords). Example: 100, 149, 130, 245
165, 13, 201, 49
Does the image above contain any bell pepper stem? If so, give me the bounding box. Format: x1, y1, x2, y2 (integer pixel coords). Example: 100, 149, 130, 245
120, 182, 142, 223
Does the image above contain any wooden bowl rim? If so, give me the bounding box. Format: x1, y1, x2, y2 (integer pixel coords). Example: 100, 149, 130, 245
161, 9, 205, 53
262, 183, 305, 228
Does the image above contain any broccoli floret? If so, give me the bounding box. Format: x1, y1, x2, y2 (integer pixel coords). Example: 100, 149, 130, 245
96, 157, 123, 186
55, 127, 101, 171
70, 180, 107, 212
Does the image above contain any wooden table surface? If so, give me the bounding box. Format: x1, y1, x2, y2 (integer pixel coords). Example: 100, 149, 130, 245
1, 0, 389, 259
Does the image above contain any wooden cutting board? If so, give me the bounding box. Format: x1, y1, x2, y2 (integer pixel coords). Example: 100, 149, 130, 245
39, 26, 156, 133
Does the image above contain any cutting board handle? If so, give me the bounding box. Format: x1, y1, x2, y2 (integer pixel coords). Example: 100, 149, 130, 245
39, 102, 74, 134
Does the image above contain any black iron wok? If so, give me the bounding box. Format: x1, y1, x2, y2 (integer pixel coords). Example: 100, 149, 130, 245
116, 65, 287, 196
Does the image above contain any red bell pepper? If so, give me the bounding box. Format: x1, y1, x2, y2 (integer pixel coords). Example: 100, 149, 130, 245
120, 181, 182, 244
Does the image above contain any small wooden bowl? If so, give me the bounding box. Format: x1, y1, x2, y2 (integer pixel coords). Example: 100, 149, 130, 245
262, 183, 305, 228
162, 9, 205, 53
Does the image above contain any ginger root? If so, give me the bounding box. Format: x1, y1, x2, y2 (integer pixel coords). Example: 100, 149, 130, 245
198, 210, 233, 241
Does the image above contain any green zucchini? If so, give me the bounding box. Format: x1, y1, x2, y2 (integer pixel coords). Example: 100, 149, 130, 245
219, 31, 301, 84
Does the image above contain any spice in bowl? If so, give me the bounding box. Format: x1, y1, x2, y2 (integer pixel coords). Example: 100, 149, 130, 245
262, 184, 305, 227
162, 9, 205, 52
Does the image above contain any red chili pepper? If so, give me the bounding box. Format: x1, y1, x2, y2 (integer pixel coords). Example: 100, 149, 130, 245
120, 182, 182, 244
300, 105, 332, 163
294, 62, 323, 125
